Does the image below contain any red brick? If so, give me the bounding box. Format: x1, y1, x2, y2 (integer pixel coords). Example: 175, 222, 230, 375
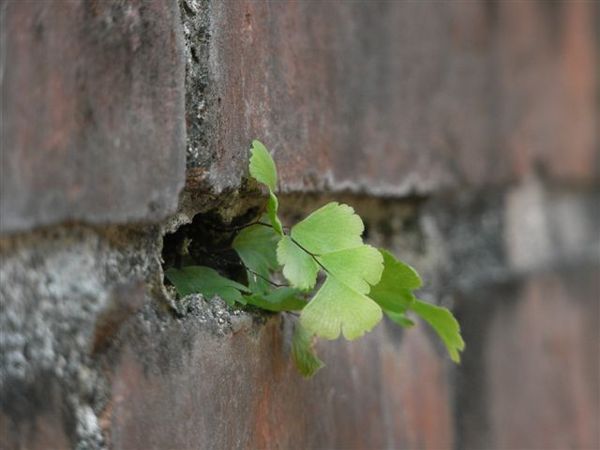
458, 268, 600, 449
106, 316, 453, 449
496, 0, 599, 184
486, 271, 599, 449
0, 0, 186, 233
203, 1, 598, 194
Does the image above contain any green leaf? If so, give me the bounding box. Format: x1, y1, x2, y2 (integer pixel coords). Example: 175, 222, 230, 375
317, 245, 383, 293
248, 141, 283, 235
277, 236, 319, 291
368, 250, 421, 313
244, 288, 306, 312
165, 266, 250, 306
283, 204, 384, 341
385, 310, 416, 328
291, 202, 364, 255
300, 277, 382, 340
267, 191, 284, 235
292, 322, 325, 377
233, 224, 281, 293
249, 140, 277, 191
411, 299, 465, 363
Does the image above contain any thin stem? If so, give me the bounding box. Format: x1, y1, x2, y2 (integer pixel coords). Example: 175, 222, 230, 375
206, 220, 289, 234
214, 257, 289, 289
217, 220, 263, 232
255, 221, 273, 228
202, 220, 268, 233
246, 267, 289, 288
257, 221, 290, 232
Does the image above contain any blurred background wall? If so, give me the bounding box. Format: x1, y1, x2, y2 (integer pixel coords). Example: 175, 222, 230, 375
1, 1, 598, 449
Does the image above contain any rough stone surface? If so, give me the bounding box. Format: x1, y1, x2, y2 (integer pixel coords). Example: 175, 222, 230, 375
0, 0, 186, 233
185, 0, 598, 194
0, 225, 162, 449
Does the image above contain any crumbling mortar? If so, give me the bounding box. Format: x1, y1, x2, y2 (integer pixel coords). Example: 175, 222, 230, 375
178, 0, 214, 170
0, 222, 166, 449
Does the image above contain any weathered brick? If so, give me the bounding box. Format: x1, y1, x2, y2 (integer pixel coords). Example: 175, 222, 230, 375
106, 312, 453, 450
496, 0, 599, 184
197, 0, 598, 194
456, 268, 600, 450
0, 0, 186, 233
205, 1, 498, 194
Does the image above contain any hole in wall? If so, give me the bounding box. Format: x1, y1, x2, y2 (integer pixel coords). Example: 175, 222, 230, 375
161, 206, 261, 288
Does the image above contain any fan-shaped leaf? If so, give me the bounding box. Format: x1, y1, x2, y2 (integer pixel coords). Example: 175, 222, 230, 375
165, 266, 250, 306
248, 141, 283, 235
291, 202, 364, 255
249, 140, 277, 191
317, 245, 383, 293
301, 277, 382, 340
233, 224, 281, 293
368, 249, 420, 312
277, 236, 319, 291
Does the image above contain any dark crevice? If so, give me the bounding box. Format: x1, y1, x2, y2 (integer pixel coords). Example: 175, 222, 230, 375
161, 207, 261, 287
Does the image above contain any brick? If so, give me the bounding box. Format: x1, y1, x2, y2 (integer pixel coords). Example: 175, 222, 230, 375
496, 0, 599, 184
456, 268, 600, 449
0, 0, 186, 233
106, 313, 453, 450
205, 1, 497, 194
199, 0, 598, 194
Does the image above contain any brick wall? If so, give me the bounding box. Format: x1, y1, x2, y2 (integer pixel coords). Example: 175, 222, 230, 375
1, 1, 598, 449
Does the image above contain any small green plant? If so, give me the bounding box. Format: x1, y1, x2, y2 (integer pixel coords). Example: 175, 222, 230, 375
166, 140, 464, 376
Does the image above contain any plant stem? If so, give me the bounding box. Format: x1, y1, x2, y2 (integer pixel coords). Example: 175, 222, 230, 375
220, 220, 264, 232
245, 267, 289, 288
257, 221, 290, 232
